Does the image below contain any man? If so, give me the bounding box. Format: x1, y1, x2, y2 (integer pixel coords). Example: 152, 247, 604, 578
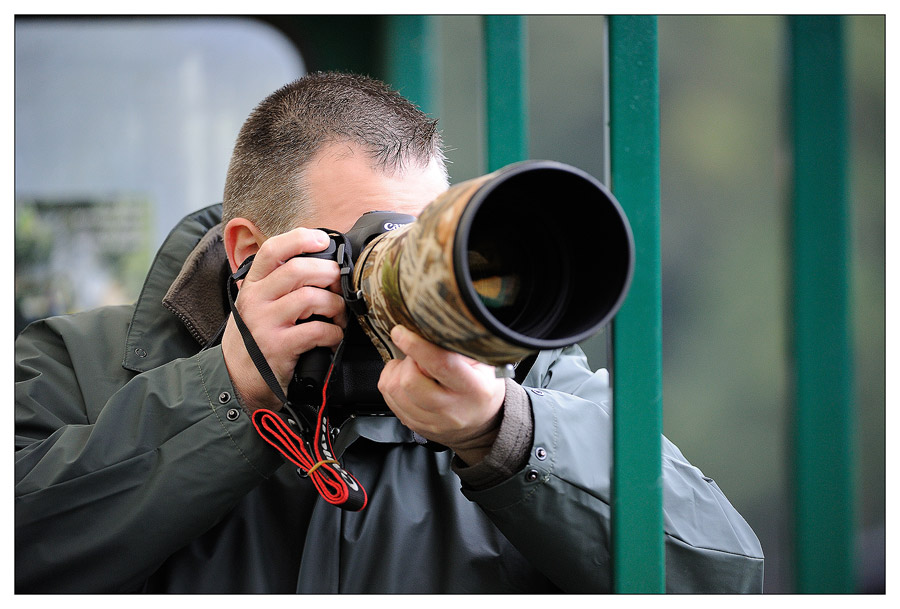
15, 72, 764, 593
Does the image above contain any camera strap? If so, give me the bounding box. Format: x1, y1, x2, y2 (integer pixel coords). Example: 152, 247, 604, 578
226, 254, 368, 512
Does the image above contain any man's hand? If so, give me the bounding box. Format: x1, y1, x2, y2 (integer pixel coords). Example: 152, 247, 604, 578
221, 228, 348, 411
378, 325, 506, 466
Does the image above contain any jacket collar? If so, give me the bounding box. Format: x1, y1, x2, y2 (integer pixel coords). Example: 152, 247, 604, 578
161, 223, 231, 346
123, 204, 227, 372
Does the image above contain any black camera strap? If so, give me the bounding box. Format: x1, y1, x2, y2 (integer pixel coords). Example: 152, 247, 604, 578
226, 253, 368, 512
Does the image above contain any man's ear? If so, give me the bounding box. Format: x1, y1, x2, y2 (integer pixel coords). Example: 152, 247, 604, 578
223, 218, 267, 273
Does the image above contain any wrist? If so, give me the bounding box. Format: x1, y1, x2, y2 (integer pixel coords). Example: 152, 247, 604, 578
222, 312, 297, 412
222, 332, 282, 412
450, 416, 502, 467
452, 379, 534, 489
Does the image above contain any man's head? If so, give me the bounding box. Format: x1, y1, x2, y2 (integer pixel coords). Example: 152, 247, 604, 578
222, 72, 448, 237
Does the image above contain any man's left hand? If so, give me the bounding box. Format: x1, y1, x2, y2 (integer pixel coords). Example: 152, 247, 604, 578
378, 325, 506, 466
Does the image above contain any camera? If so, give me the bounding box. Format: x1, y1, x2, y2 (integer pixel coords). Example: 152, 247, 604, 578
288, 160, 635, 413
288, 211, 415, 414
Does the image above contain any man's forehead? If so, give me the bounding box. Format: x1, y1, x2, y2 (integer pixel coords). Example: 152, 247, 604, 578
310, 140, 443, 177
300, 143, 448, 232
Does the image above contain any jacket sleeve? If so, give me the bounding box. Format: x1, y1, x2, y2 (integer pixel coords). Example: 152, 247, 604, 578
460, 344, 764, 593
14, 312, 284, 593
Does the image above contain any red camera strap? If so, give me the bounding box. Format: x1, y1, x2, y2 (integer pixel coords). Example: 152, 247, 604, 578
227, 255, 368, 512
253, 400, 368, 512
250, 367, 368, 511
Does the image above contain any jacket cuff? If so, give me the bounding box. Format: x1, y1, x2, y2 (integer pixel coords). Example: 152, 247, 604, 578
452, 378, 533, 490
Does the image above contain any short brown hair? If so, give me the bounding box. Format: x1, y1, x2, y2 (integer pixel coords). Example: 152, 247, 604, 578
222, 72, 446, 236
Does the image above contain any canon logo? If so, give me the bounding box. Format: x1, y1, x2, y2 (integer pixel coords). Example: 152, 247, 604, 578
382, 222, 408, 232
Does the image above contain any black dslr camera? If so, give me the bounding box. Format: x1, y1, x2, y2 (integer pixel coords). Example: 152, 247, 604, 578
288, 211, 414, 414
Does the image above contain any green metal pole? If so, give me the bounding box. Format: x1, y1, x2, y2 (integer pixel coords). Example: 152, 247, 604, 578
483, 15, 528, 170
382, 15, 441, 116
608, 15, 665, 593
787, 15, 856, 594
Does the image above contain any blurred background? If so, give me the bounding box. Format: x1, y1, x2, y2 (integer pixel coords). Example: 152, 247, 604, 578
14, 15, 885, 593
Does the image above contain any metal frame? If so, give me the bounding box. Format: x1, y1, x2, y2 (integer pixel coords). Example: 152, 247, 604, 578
483, 15, 528, 171
607, 15, 666, 593
787, 15, 855, 594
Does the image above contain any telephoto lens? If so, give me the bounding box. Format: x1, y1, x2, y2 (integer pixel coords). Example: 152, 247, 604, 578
351, 160, 634, 367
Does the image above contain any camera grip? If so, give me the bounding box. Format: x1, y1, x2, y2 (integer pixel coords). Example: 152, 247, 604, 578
294, 345, 333, 392
286, 237, 341, 401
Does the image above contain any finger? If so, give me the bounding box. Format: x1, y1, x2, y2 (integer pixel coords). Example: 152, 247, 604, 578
287, 286, 349, 328
379, 355, 496, 443
241, 285, 348, 336
389, 325, 476, 393
248, 257, 342, 302
381, 353, 443, 398
286, 319, 345, 354
244, 228, 333, 281
378, 358, 442, 425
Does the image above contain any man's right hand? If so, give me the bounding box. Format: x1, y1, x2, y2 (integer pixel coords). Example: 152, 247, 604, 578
221, 227, 348, 411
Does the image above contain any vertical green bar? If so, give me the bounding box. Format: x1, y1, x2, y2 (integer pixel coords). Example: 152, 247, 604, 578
788, 15, 856, 593
608, 15, 665, 593
483, 15, 528, 170
383, 15, 441, 116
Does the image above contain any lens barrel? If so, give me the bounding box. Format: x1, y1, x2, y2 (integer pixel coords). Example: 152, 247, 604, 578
352, 160, 634, 366
453, 161, 634, 351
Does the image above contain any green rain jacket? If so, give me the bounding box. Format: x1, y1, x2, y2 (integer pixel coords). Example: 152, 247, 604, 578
15, 205, 764, 593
